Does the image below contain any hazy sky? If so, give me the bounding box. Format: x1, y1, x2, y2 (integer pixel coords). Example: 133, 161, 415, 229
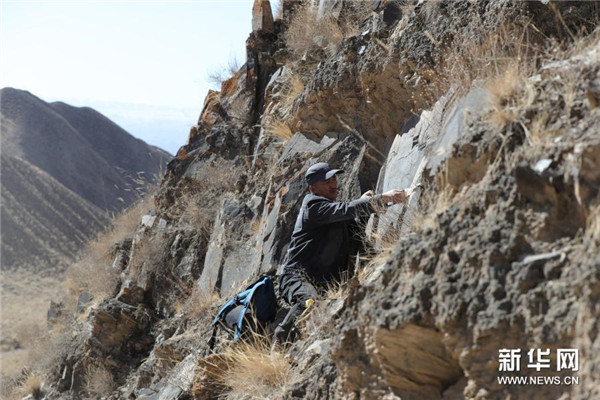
1, 0, 276, 154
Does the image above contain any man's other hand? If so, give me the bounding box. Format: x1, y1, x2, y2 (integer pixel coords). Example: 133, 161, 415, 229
361, 190, 375, 199
382, 189, 407, 204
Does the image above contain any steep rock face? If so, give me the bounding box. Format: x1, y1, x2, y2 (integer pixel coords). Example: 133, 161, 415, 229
42, 2, 600, 400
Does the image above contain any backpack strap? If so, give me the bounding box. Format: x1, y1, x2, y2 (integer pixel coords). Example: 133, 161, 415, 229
208, 324, 218, 352
233, 277, 269, 340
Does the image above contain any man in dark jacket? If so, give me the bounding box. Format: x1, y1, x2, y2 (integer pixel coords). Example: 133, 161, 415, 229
274, 162, 406, 342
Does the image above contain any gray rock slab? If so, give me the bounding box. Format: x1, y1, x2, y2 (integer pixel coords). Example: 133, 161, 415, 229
426, 88, 493, 176
197, 211, 225, 295
220, 244, 257, 296
154, 353, 199, 400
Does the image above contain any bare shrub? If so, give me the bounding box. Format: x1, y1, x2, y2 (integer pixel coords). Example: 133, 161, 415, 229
26, 319, 76, 376
216, 337, 293, 398
207, 57, 241, 90
85, 364, 114, 397
178, 191, 218, 235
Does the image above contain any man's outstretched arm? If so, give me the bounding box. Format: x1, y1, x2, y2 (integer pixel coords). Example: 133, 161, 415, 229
307, 189, 407, 225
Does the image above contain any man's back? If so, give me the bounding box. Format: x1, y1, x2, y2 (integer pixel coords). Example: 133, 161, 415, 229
283, 192, 373, 283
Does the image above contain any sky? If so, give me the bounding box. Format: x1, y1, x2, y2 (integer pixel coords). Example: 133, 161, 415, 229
1, 0, 277, 154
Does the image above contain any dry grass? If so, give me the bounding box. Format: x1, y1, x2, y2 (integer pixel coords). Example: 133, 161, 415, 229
298, 277, 347, 338
0, 370, 44, 400
185, 284, 221, 320
26, 321, 74, 376
127, 233, 167, 276
278, 71, 304, 117
85, 364, 115, 397
358, 221, 401, 283
262, 69, 304, 143
284, 2, 344, 60
422, 22, 540, 113
1, 320, 74, 399
215, 337, 293, 398
66, 195, 154, 301
423, 12, 600, 139
0, 272, 68, 395
264, 119, 293, 142
178, 191, 218, 234
485, 64, 525, 126
283, 1, 370, 70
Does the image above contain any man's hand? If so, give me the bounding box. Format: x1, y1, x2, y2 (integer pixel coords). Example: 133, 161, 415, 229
360, 190, 375, 199
382, 189, 407, 204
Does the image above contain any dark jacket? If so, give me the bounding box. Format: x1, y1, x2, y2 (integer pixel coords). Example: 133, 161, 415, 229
282, 192, 381, 284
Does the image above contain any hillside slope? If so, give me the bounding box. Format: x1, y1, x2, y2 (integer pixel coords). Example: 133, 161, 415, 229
1, 154, 109, 272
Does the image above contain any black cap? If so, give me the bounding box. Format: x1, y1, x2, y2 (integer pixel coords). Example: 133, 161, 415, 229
305, 162, 344, 185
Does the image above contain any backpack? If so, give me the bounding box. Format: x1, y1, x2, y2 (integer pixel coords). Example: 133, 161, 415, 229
210, 276, 277, 346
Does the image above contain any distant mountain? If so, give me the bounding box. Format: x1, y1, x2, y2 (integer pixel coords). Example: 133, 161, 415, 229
0, 87, 172, 271
1, 88, 171, 212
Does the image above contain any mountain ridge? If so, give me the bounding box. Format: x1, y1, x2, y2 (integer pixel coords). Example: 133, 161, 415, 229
0, 87, 171, 272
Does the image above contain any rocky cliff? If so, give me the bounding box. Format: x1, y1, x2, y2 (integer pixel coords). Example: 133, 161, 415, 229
21, 1, 600, 399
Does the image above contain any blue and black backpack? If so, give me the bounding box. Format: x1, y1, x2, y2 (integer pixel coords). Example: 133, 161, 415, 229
209, 276, 278, 347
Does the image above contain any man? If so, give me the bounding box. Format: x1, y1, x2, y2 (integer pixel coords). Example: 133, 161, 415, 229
274, 162, 407, 342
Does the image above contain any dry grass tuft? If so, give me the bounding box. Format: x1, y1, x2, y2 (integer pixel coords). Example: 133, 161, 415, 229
358, 222, 401, 283
485, 64, 524, 126
419, 22, 541, 116
20, 371, 44, 399
284, 3, 344, 60
85, 364, 115, 397
298, 277, 347, 338
215, 337, 293, 398
264, 119, 293, 142
262, 69, 304, 143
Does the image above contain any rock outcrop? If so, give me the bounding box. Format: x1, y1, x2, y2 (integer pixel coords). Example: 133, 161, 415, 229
35, 1, 600, 399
